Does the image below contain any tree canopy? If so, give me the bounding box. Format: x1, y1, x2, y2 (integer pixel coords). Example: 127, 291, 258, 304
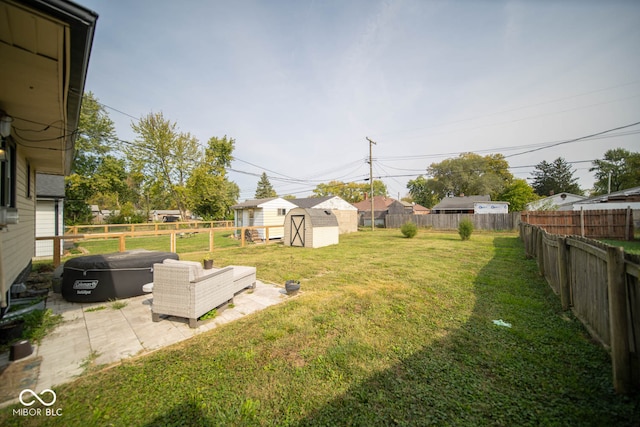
530, 157, 582, 197
497, 178, 539, 212
255, 172, 277, 199
186, 135, 239, 220
407, 153, 513, 207
313, 180, 387, 203
67, 93, 242, 224
589, 148, 640, 195
127, 112, 200, 220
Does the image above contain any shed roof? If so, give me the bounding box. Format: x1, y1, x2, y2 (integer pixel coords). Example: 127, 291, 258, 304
290, 208, 339, 227
432, 195, 490, 210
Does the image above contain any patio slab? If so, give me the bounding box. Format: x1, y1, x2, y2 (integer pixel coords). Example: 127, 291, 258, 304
0, 280, 291, 408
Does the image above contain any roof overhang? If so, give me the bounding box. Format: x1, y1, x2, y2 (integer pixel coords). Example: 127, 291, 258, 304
0, 0, 97, 175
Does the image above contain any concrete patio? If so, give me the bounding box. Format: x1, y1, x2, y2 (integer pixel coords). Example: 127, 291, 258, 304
0, 280, 291, 408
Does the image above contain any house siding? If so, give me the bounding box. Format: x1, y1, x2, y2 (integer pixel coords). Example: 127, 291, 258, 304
2, 153, 35, 292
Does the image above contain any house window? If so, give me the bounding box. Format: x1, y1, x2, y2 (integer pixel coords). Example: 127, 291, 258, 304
277, 208, 287, 216
0, 141, 16, 208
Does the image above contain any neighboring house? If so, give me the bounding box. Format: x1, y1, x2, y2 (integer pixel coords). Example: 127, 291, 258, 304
231, 197, 297, 239
474, 201, 509, 214
0, 0, 98, 309
289, 196, 358, 234
571, 186, 640, 227
571, 186, 640, 210
526, 192, 587, 211
431, 195, 508, 214
90, 205, 104, 223
35, 174, 65, 257
352, 196, 397, 227
388, 200, 430, 215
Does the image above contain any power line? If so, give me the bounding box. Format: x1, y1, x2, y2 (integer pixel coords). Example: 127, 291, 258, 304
504, 121, 640, 158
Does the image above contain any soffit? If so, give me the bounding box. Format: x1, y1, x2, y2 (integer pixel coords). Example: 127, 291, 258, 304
0, 0, 69, 174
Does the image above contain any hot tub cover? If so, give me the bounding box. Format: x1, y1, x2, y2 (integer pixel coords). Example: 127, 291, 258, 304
62, 250, 179, 302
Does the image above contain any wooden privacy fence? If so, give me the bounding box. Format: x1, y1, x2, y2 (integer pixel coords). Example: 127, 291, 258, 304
36, 225, 283, 268
520, 223, 640, 394
521, 208, 634, 240
385, 212, 520, 230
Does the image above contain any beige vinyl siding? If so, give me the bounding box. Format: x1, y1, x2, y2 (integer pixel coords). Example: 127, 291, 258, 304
260, 208, 286, 239
256, 199, 296, 239
1, 153, 36, 288
311, 227, 340, 248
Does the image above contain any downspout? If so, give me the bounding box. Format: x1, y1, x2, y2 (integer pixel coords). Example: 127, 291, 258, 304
0, 233, 6, 308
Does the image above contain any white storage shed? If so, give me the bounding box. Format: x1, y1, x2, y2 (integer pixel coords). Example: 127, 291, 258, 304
284, 208, 339, 248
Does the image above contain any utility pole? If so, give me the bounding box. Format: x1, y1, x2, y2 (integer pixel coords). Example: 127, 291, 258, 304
366, 137, 376, 231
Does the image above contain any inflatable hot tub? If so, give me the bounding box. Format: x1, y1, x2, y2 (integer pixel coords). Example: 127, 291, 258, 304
62, 250, 179, 302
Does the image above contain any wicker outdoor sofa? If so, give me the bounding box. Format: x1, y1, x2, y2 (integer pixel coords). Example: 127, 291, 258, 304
151, 259, 256, 328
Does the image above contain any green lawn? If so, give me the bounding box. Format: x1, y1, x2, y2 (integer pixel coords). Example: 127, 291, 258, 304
601, 238, 640, 256
3, 230, 638, 426
71, 230, 241, 257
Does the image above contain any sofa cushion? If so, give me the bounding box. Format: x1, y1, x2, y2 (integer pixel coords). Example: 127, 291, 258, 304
162, 258, 204, 281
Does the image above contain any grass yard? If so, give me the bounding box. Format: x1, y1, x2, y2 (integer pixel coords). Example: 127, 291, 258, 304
601, 239, 640, 256
3, 230, 638, 426
71, 230, 241, 256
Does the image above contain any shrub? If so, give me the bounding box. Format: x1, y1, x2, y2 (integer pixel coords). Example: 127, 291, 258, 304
458, 218, 474, 240
401, 222, 418, 238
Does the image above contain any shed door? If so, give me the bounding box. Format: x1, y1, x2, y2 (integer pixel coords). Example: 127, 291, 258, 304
290, 215, 305, 247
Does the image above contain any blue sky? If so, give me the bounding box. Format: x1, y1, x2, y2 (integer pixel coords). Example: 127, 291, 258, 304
79, 0, 640, 200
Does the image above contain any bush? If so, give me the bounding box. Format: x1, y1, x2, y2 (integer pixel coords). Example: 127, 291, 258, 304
458, 219, 474, 240
401, 222, 418, 238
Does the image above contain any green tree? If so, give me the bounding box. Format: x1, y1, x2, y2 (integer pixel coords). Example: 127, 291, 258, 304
66, 92, 121, 224
406, 175, 441, 208
408, 153, 513, 207
497, 178, 539, 212
531, 157, 582, 197
186, 135, 239, 220
426, 153, 512, 199
590, 148, 640, 195
73, 92, 117, 176
313, 180, 386, 203
64, 174, 94, 225
127, 112, 200, 220
255, 172, 277, 198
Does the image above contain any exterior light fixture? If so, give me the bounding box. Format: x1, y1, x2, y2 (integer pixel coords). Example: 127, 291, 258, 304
0, 115, 12, 138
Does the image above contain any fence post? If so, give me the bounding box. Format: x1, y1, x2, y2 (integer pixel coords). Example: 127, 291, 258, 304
265, 226, 270, 243
209, 229, 214, 252
625, 206, 631, 241
580, 208, 585, 237
536, 228, 545, 276
241, 228, 246, 247
53, 237, 61, 267
118, 235, 126, 252
607, 245, 631, 394
170, 232, 176, 253
557, 236, 570, 310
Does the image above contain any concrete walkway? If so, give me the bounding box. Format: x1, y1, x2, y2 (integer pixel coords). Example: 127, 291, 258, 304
0, 280, 290, 407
